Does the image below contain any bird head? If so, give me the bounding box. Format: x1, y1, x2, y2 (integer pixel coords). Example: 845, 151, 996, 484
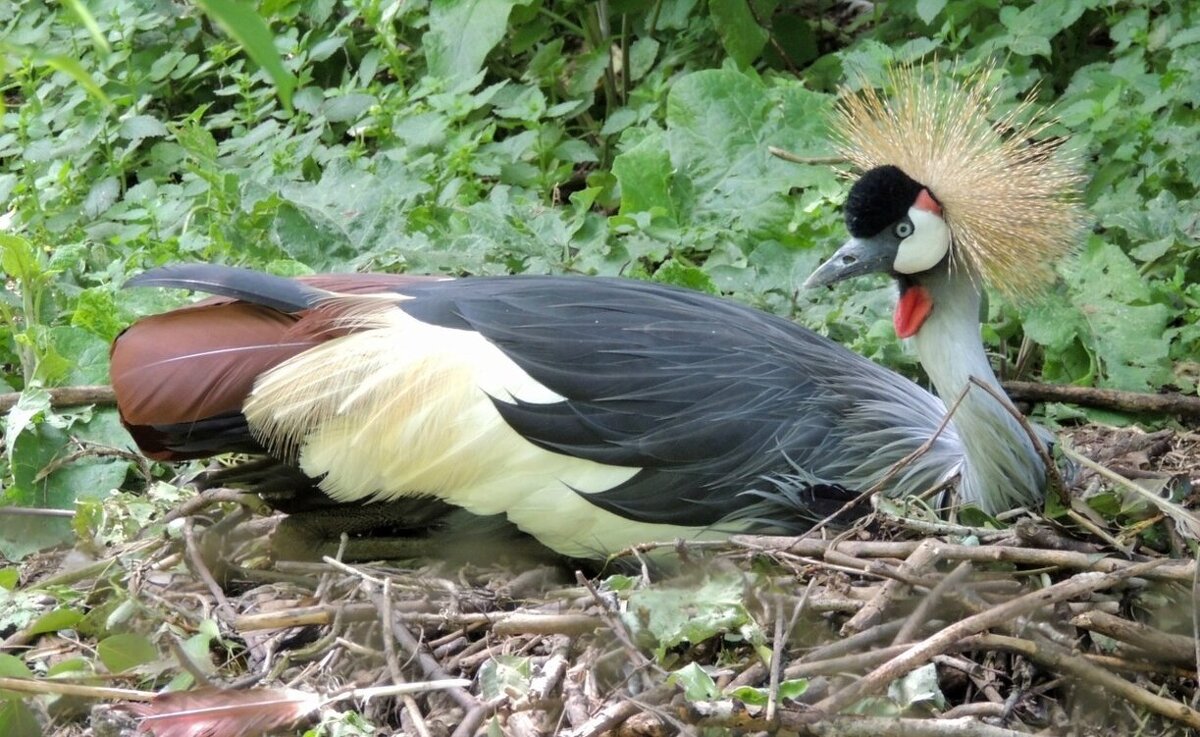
805, 64, 1087, 339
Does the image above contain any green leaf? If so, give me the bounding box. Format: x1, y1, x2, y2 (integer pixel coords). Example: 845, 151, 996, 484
612, 132, 674, 218
1066, 239, 1172, 391
668, 663, 719, 701
623, 573, 759, 659
778, 678, 809, 700
0, 45, 112, 106
119, 115, 169, 141
2, 410, 130, 560
49, 327, 111, 384
709, 0, 770, 68
0, 699, 40, 737
46, 658, 90, 678
27, 608, 83, 636
59, 0, 110, 52
663, 69, 838, 240
0, 654, 34, 681
887, 663, 946, 709
729, 685, 768, 705
915, 0, 947, 24
97, 633, 157, 673
478, 656, 531, 700
0, 233, 40, 282
4, 386, 50, 466
654, 260, 718, 294
194, 0, 296, 108
424, 0, 527, 85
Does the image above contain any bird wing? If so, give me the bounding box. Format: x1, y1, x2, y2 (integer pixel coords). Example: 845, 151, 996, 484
246, 275, 944, 528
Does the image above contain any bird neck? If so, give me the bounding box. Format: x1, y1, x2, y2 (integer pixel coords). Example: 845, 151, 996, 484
909, 268, 1046, 512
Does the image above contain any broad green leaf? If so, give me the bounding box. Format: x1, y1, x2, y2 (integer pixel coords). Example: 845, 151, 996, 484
2, 411, 130, 560
1066, 239, 1172, 391
194, 0, 296, 108
424, 0, 527, 85
46, 658, 90, 678
654, 260, 718, 294
623, 573, 759, 659
82, 177, 119, 218
612, 133, 674, 218
0, 570, 17, 590
49, 327, 111, 384
478, 656, 531, 700
888, 663, 946, 709
915, 0, 947, 25
27, 608, 84, 636
0, 233, 39, 282
668, 663, 719, 701
97, 633, 157, 673
728, 679, 807, 705
709, 0, 770, 68
0, 699, 40, 737
119, 115, 169, 141
663, 69, 838, 243
4, 386, 50, 465
0, 654, 34, 681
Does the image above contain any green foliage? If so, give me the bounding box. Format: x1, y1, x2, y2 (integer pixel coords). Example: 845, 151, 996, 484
623, 572, 767, 662
0, 0, 1195, 556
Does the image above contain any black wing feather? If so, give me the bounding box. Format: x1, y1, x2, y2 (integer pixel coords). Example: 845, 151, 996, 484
394, 276, 892, 527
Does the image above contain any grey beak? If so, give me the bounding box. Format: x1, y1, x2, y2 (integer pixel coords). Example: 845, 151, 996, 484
803, 235, 896, 289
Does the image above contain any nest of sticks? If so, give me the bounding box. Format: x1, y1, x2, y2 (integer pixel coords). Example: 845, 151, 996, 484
3, 426, 1198, 737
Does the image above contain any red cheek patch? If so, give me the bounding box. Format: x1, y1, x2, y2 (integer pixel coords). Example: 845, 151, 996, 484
914, 188, 942, 215
894, 286, 933, 339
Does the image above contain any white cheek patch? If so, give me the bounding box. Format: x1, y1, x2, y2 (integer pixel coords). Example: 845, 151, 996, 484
893, 206, 951, 274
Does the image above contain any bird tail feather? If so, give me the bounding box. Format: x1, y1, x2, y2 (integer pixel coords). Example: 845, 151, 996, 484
126, 264, 324, 312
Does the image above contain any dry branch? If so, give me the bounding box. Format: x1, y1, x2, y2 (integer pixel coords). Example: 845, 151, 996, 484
1070, 610, 1197, 666
966, 634, 1200, 730
813, 559, 1168, 714
731, 536, 1195, 581
0, 384, 115, 412
1003, 380, 1200, 418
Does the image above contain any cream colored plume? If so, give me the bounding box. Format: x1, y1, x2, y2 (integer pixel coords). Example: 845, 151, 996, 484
834, 64, 1088, 298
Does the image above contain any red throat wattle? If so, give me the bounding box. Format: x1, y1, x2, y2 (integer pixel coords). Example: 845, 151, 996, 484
894, 286, 933, 339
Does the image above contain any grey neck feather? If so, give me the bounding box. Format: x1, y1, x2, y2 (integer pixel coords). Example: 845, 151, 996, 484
910, 266, 1047, 512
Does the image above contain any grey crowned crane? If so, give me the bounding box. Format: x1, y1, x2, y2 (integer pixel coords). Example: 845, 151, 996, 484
110, 68, 1085, 559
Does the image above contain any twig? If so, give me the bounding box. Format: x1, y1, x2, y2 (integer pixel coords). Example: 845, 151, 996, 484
784, 644, 912, 680
965, 633, 1200, 730
1061, 445, 1200, 539
876, 508, 1010, 542
0, 384, 115, 413
377, 579, 433, 737
731, 537, 1195, 582
767, 597, 785, 722
1070, 610, 1197, 666
1003, 380, 1200, 419
894, 561, 974, 645
182, 519, 237, 626
0, 506, 75, 518
0, 677, 154, 701
235, 604, 601, 635
575, 571, 664, 676
813, 559, 1168, 713
563, 684, 673, 737
842, 539, 942, 635
161, 487, 266, 525
685, 701, 1031, 735
766, 146, 847, 166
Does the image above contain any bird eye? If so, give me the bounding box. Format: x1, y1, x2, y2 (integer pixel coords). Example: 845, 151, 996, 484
894, 220, 914, 238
